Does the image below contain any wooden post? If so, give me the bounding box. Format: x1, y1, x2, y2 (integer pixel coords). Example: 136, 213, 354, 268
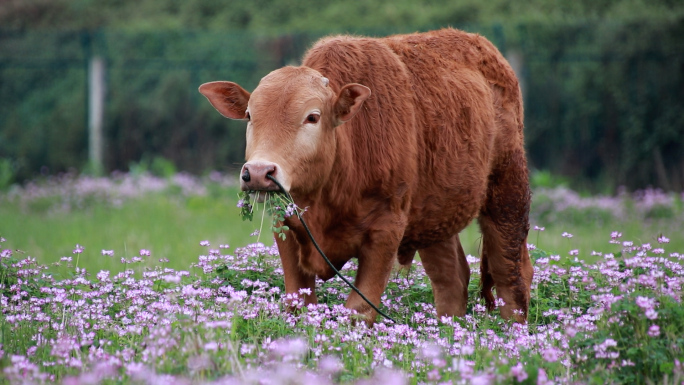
88, 56, 105, 175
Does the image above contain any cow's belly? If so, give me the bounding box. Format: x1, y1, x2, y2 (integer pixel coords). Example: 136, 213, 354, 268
400, 175, 488, 252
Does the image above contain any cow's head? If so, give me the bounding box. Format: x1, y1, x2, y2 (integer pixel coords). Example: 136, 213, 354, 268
199, 67, 370, 198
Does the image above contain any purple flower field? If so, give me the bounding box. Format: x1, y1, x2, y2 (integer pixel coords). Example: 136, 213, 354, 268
1, 232, 683, 384
1, 174, 683, 384
531, 186, 684, 225
2, 171, 229, 214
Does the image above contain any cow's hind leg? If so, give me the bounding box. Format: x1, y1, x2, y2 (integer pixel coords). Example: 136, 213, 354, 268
419, 234, 470, 318
478, 149, 533, 322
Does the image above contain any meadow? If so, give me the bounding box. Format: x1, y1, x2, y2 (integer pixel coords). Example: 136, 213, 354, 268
1, 172, 683, 384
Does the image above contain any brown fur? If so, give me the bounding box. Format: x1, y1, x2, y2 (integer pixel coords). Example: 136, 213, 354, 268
199, 28, 533, 324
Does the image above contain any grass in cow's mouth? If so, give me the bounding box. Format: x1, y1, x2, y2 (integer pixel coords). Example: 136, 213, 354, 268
237, 190, 303, 240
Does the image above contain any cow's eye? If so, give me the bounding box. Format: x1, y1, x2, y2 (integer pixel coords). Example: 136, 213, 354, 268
305, 113, 320, 124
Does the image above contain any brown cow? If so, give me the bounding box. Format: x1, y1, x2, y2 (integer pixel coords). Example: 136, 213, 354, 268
199, 28, 533, 324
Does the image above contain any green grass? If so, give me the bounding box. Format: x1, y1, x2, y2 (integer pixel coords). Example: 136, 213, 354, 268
526, 220, 682, 258
1, 188, 259, 273
2, 188, 681, 274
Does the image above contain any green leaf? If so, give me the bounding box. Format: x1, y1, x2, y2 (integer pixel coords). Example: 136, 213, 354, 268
659, 362, 674, 374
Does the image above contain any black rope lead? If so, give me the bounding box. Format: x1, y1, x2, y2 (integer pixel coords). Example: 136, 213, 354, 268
266, 174, 398, 324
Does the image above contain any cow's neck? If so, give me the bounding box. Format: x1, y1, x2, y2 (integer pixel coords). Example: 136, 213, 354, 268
322, 127, 361, 214
288, 128, 359, 228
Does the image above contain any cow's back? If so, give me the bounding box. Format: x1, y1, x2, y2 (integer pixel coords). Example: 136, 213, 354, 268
384, 29, 524, 153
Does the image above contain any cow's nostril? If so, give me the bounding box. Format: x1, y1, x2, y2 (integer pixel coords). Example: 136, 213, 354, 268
242, 168, 251, 182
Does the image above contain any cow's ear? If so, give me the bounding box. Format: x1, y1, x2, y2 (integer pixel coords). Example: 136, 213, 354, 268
334, 83, 371, 124
198, 81, 251, 120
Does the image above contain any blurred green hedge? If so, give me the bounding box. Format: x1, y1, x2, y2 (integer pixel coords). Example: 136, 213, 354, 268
0, 18, 683, 191
520, 20, 684, 192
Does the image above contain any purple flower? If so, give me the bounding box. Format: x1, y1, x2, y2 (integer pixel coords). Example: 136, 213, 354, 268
96, 270, 110, 281
163, 275, 180, 283
26, 346, 37, 356
537, 368, 553, 385
270, 338, 308, 361
284, 203, 298, 218
420, 344, 442, 361
204, 341, 218, 351
187, 354, 212, 373
367, 368, 408, 385
298, 288, 312, 296
648, 324, 660, 337
426, 369, 440, 381
139, 249, 151, 257
101, 249, 114, 256
657, 235, 670, 244
510, 362, 528, 382
636, 296, 654, 310
542, 347, 561, 362
533, 225, 545, 231
466, 255, 480, 264
199, 240, 210, 247
594, 338, 619, 359
73, 244, 84, 254
562, 232, 573, 238
319, 355, 343, 374
472, 373, 495, 385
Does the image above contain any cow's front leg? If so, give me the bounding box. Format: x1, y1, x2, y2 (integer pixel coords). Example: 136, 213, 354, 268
275, 235, 317, 309
345, 226, 402, 326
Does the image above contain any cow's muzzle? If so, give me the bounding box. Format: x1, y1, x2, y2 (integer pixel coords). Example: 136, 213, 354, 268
240, 161, 281, 192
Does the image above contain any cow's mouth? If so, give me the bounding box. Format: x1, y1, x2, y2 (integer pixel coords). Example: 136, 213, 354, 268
242, 175, 289, 203
249, 190, 270, 203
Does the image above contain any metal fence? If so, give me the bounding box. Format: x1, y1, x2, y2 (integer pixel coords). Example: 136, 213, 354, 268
1, 22, 683, 191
